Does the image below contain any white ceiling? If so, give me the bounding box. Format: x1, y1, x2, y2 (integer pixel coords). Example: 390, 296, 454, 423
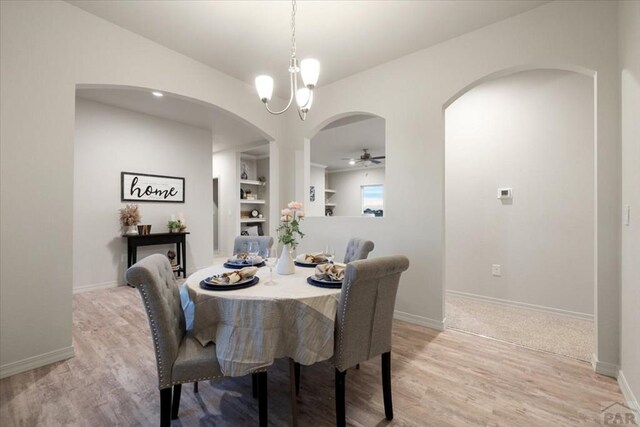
311, 116, 385, 170
76, 87, 268, 151
68, 0, 548, 97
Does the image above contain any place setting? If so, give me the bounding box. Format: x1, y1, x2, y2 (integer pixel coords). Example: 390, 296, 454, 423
294, 244, 335, 267
224, 241, 266, 268
200, 266, 259, 291
307, 262, 345, 289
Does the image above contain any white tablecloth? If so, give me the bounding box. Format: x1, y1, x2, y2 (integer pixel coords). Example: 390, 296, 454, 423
186, 264, 341, 377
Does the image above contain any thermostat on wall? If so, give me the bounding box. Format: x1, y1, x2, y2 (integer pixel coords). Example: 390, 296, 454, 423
497, 188, 512, 200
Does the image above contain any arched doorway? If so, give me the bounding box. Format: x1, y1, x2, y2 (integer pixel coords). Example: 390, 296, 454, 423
72, 84, 276, 291
443, 67, 596, 361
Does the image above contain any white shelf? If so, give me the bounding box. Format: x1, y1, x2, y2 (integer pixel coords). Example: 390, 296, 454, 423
325, 189, 336, 194
325, 203, 337, 207
240, 218, 266, 223
240, 199, 266, 204
240, 179, 263, 186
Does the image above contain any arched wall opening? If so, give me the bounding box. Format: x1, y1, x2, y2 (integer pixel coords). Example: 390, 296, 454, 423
290, 110, 388, 261
303, 112, 386, 218
73, 84, 277, 291
442, 66, 597, 361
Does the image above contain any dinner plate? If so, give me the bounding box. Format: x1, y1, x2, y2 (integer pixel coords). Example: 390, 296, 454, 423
200, 275, 259, 291
306, 275, 343, 289
294, 260, 327, 268
224, 261, 266, 269
295, 254, 329, 267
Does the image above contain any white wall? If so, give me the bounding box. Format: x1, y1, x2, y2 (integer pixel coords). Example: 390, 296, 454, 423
445, 70, 594, 315
73, 98, 213, 290
619, 0, 640, 412
328, 167, 386, 217
292, 1, 620, 367
309, 165, 327, 217
0, 0, 285, 376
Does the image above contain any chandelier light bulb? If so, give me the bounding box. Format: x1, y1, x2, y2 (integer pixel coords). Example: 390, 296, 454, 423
349, 159, 356, 166
255, 75, 274, 102
295, 88, 313, 112
300, 58, 320, 88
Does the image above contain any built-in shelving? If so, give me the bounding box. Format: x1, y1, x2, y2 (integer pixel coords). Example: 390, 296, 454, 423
325, 188, 337, 215
239, 152, 270, 234
240, 218, 266, 223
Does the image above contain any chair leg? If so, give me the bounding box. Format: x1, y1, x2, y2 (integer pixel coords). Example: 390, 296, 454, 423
257, 372, 268, 427
252, 373, 258, 398
294, 362, 301, 396
381, 352, 393, 420
160, 388, 172, 427
335, 369, 346, 427
171, 384, 182, 420
193, 381, 198, 393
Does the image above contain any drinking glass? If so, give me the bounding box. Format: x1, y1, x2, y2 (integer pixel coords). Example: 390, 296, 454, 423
247, 241, 259, 266
324, 244, 335, 264
264, 247, 278, 284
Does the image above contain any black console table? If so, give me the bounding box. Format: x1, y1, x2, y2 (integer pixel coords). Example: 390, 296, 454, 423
124, 232, 190, 278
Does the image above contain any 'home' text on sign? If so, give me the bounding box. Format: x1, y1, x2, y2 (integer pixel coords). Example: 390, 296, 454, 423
121, 172, 185, 203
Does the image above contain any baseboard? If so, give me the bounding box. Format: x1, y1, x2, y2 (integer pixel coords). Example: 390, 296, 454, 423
394, 310, 445, 331
0, 346, 75, 379
618, 370, 640, 417
446, 289, 593, 321
591, 354, 619, 378
73, 280, 122, 294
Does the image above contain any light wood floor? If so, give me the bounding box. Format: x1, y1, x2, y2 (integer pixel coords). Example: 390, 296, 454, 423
0, 286, 627, 426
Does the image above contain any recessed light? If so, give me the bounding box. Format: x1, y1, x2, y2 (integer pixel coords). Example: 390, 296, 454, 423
152, 91, 164, 97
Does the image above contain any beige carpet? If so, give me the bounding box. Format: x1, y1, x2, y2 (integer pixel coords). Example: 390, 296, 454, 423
446, 295, 594, 362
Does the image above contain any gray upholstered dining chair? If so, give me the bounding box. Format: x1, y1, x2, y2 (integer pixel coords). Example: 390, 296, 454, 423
125, 254, 268, 427
343, 237, 375, 263
333, 255, 409, 427
233, 235, 274, 257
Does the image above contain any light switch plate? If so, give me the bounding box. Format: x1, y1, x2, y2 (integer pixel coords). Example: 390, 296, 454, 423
624, 205, 630, 226
492, 264, 501, 277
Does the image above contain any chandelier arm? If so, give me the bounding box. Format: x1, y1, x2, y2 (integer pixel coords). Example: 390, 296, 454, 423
264, 71, 296, 115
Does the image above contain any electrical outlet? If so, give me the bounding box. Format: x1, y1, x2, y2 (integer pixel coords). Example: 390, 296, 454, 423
492, 264, 501, 277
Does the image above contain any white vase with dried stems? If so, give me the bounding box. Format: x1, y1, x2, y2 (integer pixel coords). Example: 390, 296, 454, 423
119, 204, 141, 236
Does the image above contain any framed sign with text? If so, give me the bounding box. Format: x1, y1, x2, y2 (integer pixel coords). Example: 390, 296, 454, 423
121, 172, 185, 203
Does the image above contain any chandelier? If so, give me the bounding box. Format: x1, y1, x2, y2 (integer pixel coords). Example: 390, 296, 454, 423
255, 0, 319, 121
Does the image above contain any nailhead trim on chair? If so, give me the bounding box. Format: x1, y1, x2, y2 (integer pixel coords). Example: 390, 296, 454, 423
172, 369, 267, 386
139, 285, 171, 389
336, 279, 352, 371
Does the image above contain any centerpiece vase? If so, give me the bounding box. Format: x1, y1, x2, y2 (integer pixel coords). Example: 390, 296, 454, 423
276, 244, 295, 275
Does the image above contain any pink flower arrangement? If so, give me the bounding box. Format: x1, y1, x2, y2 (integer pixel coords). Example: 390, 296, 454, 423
277, 201, 305, 249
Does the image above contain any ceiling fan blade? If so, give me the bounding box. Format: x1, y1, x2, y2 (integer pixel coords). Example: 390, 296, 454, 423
370, 156, 386, 160
371, 159, 382, 164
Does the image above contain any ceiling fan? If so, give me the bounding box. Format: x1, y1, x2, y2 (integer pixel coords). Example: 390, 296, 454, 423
343, 149, 386, 167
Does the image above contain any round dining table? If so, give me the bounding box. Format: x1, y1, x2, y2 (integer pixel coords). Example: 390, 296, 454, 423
185, 263, 342, 377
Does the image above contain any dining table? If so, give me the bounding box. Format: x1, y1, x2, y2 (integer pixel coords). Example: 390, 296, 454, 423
184, 262, 342, 378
